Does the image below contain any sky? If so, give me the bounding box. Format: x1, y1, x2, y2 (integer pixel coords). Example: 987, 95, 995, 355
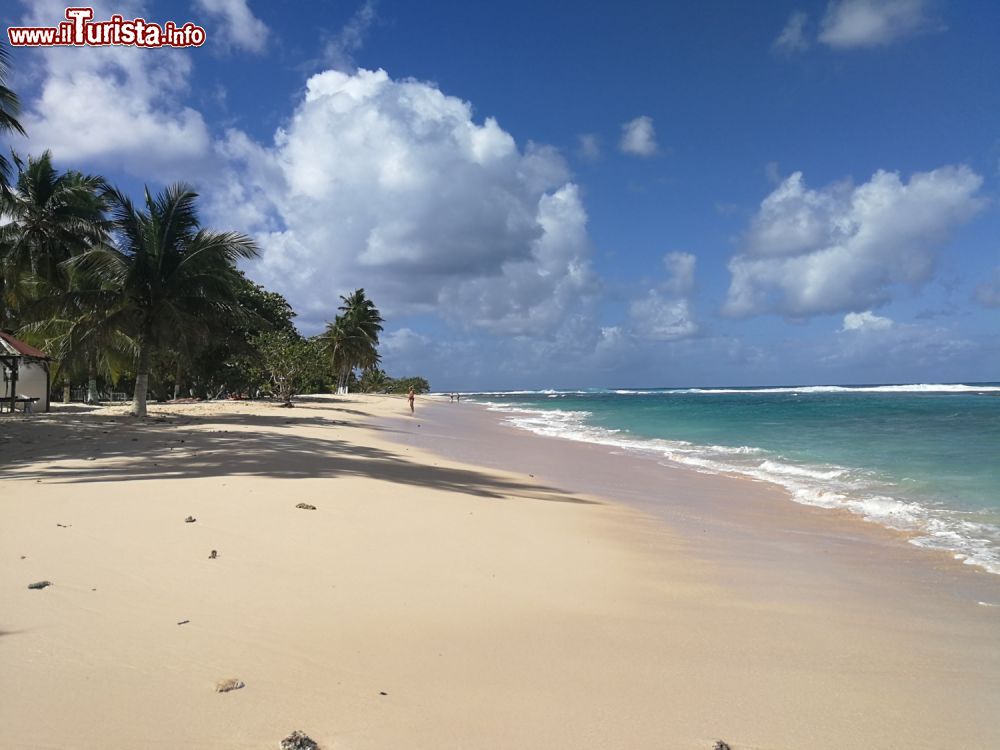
6, 0, 1000, 389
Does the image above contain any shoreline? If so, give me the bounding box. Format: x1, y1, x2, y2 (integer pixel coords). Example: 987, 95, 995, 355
390, 396, 1000, 608
2, 395, 999, 749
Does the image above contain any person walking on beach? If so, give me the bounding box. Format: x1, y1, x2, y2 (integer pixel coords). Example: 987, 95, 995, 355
407, 387, 415, 415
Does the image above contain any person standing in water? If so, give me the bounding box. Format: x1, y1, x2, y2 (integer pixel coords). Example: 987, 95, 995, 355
407, 387, 415, 415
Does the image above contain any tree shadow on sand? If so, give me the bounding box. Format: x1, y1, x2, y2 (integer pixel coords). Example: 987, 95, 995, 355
1, 410, 598, 504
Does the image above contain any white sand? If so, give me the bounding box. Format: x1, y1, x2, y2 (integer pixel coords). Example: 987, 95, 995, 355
1, 396, 998, 749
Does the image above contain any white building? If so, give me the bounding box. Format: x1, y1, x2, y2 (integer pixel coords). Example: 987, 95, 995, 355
1, 331, 51, 413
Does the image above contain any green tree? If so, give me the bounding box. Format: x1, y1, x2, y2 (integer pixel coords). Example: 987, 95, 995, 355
321, 288, 384, 393
0, 152, 107, 327
386, 376, 430, 395
181, 273, 298, 397
252, 330, 325, 406
0, 42, 25, 195
358, 367, 391, 393
71, 183, 258, 416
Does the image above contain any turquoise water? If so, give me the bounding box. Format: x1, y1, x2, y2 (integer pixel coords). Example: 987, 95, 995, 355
464, 384, 1000, 574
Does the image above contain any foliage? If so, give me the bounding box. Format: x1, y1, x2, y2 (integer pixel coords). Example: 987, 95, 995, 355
251, 330, 326, 405
319, 288, 384, 393
179, 272, 298, 398
69, 183, 258, 415
0, 152, 108, 329
0, 42, 25, 195
385, 376, 430, 394
357, 367, 392, 393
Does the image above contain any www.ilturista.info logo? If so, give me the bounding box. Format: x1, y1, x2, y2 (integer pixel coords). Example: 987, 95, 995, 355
7, 7, 207, 48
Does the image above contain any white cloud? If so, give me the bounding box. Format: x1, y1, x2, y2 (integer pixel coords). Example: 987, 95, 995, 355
577, 133, 601, 161
629, 294, 698, 341
724, 166, 984, 318
214, 68, 598, 336
840, 310, 893, 332
628, 252, 699, 341
193, 0, 269, 54
773, 11, 810, 55
619, 116, 658, 157
661, 251, 696, 296
323, 0, 377, 71
830, 315, 975, 368
819, 0, 932, 49
16, 1, 212, 180
974, 268, 1000, 308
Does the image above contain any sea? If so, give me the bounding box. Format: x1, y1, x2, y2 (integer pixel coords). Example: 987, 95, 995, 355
461, 384, 1000, 575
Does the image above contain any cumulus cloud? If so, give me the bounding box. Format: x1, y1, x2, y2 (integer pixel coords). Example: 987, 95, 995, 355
213, 68, 598, 336
15, 1, 212, 180
723, 166, 985, 318
193, 0, 269, 54
773, 11, 810, 55
974, 268, 1000, 308
620, 116, 658, 157
628, 252, 699, 341
819, 0, 933, 48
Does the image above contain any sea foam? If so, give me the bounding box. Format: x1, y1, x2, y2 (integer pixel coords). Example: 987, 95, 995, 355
475, 400, 1000, 576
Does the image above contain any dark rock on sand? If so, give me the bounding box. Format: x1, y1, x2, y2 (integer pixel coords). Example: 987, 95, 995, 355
184, 516, 196, 523
280, 730, 319, 750
28, 581, 52, 590
295, 503, 317, 510
209, 550, 218, 559
714, 741, 732, 750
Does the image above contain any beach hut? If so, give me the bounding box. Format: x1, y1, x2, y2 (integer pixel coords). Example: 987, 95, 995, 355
0, 331, 51, 413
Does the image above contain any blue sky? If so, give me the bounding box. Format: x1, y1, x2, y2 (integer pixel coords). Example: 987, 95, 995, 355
7, 0, 1000, 389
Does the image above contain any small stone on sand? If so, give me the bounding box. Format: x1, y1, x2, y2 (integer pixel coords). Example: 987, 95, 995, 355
215, 678, 244, 693
295, 503, 317, 510
209, 550, 218, 559
280, 730, 319, 750
28, 580, 52, 590
184, 516, 196, 523
714, 742, 732, 750
177, 619, 190, 625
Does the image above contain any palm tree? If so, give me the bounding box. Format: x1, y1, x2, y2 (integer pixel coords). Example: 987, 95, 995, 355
320, 288, 383, 394
0, 42, 26, 195
0, 151, 108, 320
20, 300, 134, 404
70, 183, 258, 416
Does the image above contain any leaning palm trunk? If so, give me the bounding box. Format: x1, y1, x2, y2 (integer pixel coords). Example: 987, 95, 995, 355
132, 337, 150, 417
62, 374, 70, 403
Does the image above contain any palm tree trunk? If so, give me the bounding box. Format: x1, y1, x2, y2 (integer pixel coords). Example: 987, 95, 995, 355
62, 370, 70, 403
173, 362, 182, 401
87, 362, 98, 405
132, 337, 150, 417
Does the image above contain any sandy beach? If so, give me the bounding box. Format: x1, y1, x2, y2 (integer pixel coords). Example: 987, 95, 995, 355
2, 395, 998, 749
